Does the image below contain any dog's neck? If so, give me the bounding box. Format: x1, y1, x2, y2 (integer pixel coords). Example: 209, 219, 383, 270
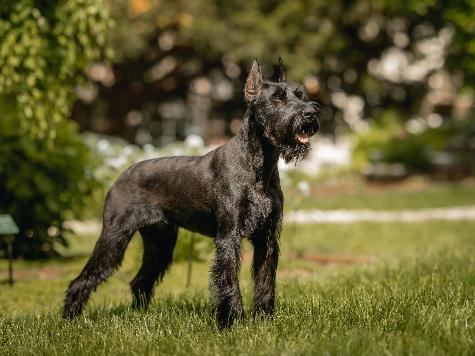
236, 108, 280, 184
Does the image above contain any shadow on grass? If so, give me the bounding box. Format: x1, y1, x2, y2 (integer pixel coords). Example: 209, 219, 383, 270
84, 291, 213, 321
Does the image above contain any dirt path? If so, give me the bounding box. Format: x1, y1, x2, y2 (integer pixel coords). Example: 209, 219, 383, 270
286, 206, 475, 224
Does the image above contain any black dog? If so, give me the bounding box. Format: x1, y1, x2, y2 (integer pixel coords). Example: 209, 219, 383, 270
63, 59, 320, 329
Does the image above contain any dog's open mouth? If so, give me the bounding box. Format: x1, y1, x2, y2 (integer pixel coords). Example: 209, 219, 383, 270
295, 124, 317, 145
295, 133, 310, 144
295, 119, 319, 145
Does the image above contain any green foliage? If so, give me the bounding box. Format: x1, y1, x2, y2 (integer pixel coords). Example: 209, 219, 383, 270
0, 117, 100, 259
352, 111, 402, 170
187, 0, 475, 85
444, 0, 475, 86
0, 0, 112, 139
0, 0, 112, 258
354, 115, 475, 174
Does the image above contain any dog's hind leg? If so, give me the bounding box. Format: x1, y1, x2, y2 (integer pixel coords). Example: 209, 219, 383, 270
62, 222, 135, 319
130, 223, 178, 309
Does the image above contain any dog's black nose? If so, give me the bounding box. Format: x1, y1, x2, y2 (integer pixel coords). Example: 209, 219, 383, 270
303, 107, 316, 120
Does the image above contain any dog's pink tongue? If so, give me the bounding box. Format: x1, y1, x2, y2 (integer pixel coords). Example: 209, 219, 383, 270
296, 134, 309, 144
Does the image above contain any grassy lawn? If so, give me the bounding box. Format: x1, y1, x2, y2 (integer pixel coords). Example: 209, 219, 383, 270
285, 178, 475, 211
1, 220, 474, 355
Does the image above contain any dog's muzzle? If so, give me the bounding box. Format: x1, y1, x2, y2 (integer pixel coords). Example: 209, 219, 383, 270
295, 104, 320, 144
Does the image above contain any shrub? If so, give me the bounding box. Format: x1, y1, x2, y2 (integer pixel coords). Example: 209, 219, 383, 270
0, 117, 101, 259
353, 114, 475, 176
0, 0, 111, 259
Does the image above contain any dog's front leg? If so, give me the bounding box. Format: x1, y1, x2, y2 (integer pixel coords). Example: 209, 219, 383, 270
210, 234, 244, 329
251, 228, 279, 317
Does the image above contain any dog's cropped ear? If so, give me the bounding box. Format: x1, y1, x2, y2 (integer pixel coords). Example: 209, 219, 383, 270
278, 57, 286, 83
244, 59, 263, 105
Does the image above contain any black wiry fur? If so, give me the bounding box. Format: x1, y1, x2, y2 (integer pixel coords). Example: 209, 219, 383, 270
63, 59, 320, 329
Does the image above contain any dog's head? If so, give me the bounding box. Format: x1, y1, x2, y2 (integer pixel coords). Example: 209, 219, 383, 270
244, 58, 320, 163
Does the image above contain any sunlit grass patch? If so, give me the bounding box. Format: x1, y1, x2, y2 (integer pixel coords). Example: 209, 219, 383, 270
285, 179, 475, 211
0, 221, 474, 354
1, 247, 474, 355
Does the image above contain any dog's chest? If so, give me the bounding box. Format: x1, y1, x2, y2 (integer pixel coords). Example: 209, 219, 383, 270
239, 184, 277, 234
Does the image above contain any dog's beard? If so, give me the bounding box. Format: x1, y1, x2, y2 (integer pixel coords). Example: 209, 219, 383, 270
279, 142, 311, 164
261, 124, 312, 164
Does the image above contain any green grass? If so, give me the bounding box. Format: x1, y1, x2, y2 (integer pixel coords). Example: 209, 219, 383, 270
1, 221, 475, 355
285, 179, 475, 211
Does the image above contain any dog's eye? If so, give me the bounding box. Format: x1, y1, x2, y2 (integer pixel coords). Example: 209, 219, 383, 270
273, 93, 285, 102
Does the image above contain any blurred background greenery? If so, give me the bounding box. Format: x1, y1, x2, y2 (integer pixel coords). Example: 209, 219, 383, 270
0, 0, 474, 259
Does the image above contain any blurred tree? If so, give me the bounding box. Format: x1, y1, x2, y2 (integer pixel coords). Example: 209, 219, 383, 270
445, 0, 475, 88
73, 0, 238, 145
188, 0, 474, 130
73, 0, 474, 143
0, 0, 111, 258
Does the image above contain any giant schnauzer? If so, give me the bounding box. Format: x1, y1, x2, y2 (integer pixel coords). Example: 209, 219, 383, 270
63, 59, 320, 329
